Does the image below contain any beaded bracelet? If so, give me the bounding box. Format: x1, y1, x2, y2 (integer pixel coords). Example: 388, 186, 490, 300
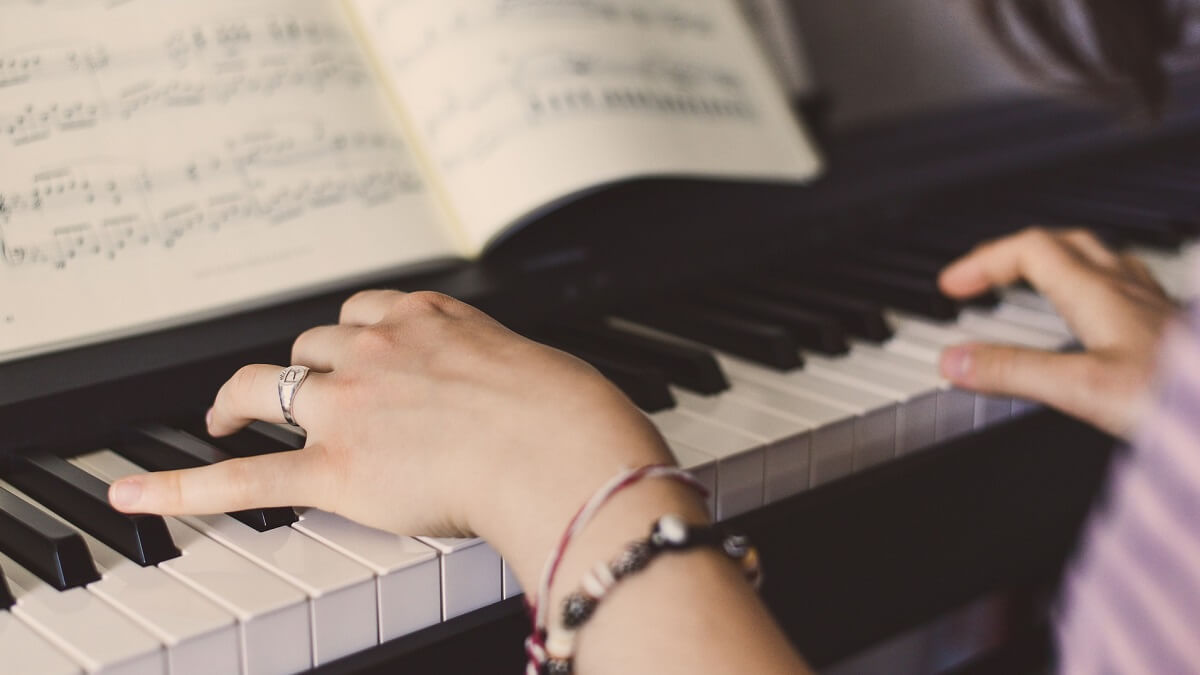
526, 464, 708, 666
528, 514, 762, 675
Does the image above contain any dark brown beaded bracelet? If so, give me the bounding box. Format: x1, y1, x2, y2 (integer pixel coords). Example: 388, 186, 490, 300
535, 514, 761, 675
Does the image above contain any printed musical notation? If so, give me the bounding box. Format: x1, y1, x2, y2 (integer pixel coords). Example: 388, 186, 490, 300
371, 0, 717, 71
360, 0, 769, 171
423, 48, 753, 169
1, 14, 369, 148
0, 121, 423, 270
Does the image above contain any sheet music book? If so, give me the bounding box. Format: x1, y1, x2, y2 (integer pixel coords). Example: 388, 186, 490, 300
0, 0, 822, 363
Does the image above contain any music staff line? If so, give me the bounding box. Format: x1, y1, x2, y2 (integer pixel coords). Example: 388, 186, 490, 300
420, 48, 745, 142
2, 15, 369, 147
369, 0, 717, 72
1, 125, 422, 269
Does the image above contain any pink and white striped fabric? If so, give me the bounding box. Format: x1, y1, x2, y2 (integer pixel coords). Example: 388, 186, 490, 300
1056, 281, 1200, 672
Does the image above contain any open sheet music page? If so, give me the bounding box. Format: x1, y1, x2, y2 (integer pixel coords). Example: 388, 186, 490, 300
348, 0, 823, 253
0, 0, 455, 363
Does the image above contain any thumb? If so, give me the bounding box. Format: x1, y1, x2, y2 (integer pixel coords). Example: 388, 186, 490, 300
941, 343, 1103, 423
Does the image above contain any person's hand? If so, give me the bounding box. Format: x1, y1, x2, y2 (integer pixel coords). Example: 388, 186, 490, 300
938, 227, 1177, 438
106, 290, 680, 583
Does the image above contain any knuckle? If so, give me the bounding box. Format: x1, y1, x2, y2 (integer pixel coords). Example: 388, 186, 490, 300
348, 325, 393, 355
399, 291, 455, 314
1064, 229, 1099, 248
162, 471, 184, 510
290, 328, 318, 361
229, 365, 263, 398
1018, 226, 1053, 247
343, 290, 379, 309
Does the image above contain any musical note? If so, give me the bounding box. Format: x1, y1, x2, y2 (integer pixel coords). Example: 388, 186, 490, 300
0, 121, 422, 270
0, 14, 369, 148
357, 0, 772, 172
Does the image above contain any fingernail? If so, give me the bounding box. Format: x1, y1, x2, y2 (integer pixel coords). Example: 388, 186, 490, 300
205, 407, 214, 430
941, 346, 973, 382
110, 479, 143, 510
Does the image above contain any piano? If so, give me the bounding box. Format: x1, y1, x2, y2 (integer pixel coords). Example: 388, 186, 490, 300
3, 65, 1200, 674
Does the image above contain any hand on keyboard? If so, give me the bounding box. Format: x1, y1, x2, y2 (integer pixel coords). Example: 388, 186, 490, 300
938, 227, 1176, 438
107, 290, 680, 582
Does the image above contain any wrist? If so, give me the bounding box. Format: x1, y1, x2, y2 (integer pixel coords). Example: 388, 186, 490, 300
473, 445, 704, 603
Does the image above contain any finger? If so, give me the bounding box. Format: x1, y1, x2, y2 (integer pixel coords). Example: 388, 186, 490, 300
339, 289, 406, 326
291, 324, 361, 371
1058, 228, 1122, 270
938, 228, 1106, 322
109, 448, 328, 515
208, 364, 331, 437
940, 342, 1101, 423
1118, 253, 1160, 287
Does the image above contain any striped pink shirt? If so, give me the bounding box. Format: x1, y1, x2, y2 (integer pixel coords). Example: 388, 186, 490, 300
1056, 296, 1200, 671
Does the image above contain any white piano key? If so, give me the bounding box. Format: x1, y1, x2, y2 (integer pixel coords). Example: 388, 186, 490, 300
502, 560, 522, 600
855, 340, 979, 442
955, 311, 1068, 350
178, 516, 377, 666
1132, 246, 1191, 298
804, 354, 939, 455
713, 377, 855, 488
649, 409, 765, 518
292, 509, 441, 642
886, 313, 978, 347
73, 457, 379, 666
0, 479, 238, 675
0, 551, 165, 675
0, 611, 83, 675
990, 297, 1072, 336
1011, 398, 1044, 416
895, 309, 1073, 423
664, 438, 719, 518
716, 355, 898, 474
670, 387, 812, 504
1000, 288, 1056, 315
969, 394, 1011, 428
413, 538, 501, 620
72, 451, 313, 675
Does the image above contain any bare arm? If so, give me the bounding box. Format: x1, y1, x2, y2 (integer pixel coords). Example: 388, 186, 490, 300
106, 289, 810, 675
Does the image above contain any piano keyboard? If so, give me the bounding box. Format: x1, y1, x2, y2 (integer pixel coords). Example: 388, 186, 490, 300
1, 155, 1197, 674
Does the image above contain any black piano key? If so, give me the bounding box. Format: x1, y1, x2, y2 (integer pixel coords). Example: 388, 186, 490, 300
880, 232, 974, 263
177, 418, 303, 458
531, 331, 675, 411
617, 303, 803, 371
246, 421, 307, 451
117, 425, 298, 532
0, 563, 13, 609
850, 248, 946, 278
1073, 179, 1200, 218
542, 320, 728, 395
780, 264, 960, 320
0, 485, 99, 591
3, 452, 180, 566
1007, 198, 1186, 249
851, 248, 1001, 308
736, 280, 894, 342
1042, 180, 1200, 222
698, 290, 850, 355
1107, 171, 1200, 223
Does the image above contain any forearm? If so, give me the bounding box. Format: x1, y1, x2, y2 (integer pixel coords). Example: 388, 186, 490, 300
484, 476, 810, 675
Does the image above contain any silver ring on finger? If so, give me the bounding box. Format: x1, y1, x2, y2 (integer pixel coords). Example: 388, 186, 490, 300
278, 365, 311, 427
